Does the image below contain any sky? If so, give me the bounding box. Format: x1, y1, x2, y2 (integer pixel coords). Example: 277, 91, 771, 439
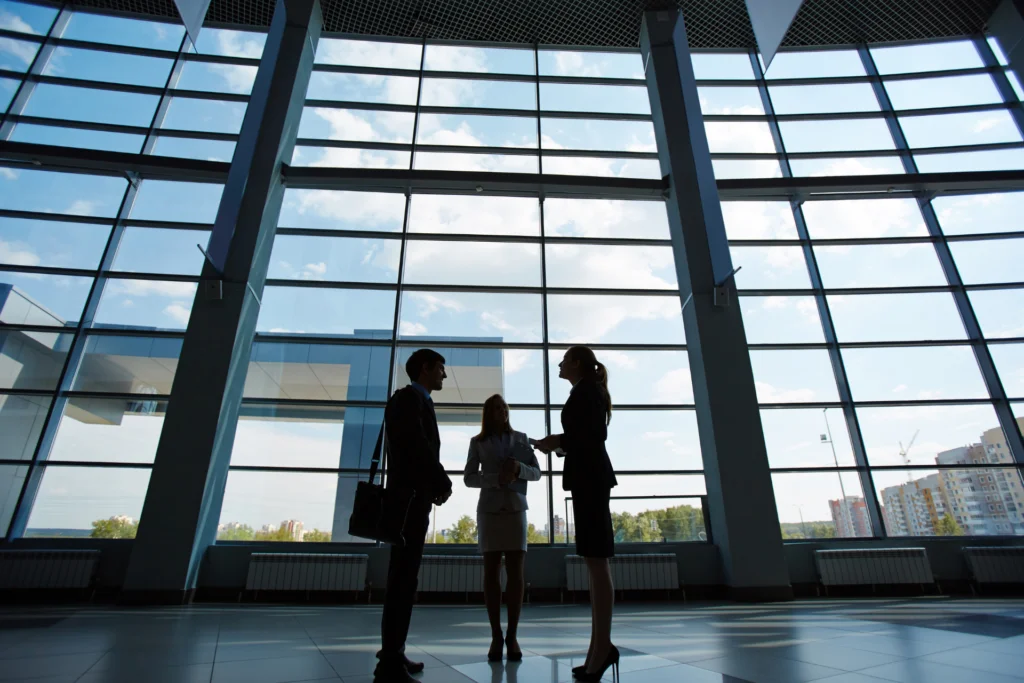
0, 0, 1023, 538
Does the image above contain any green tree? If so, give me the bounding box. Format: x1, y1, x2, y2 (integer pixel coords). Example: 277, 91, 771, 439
216, 524, 255, 541
90, 516, 139, 539
254, 526, 298, 542
935, 514, 964, 536
527, 523, 546, 544
303, 529, 332, 542
446, 515, 478, 544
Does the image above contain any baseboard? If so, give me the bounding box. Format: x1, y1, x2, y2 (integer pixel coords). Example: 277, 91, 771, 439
728, 584, 794, 602
117, 588, 196, 605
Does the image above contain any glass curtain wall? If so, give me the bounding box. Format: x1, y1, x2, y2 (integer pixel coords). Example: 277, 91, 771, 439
706, 40, 1024, 539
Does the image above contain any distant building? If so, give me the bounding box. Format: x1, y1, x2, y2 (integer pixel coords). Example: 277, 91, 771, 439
280, 519, 304, 541
882, 473, 947, 536
828, 496, 871, 537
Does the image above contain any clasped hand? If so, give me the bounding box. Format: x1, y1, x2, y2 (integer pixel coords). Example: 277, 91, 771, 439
498, 457, 520, 487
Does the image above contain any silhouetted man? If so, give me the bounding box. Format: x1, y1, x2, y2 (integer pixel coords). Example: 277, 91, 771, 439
375, 349, 453, 682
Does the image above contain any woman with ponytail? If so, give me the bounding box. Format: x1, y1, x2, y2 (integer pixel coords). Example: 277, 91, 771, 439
532, 345, 618, 681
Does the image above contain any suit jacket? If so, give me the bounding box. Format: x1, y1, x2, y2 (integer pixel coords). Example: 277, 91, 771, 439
384, 385, 452, 501
560, 377, 617, 493
464, 430, 542, 514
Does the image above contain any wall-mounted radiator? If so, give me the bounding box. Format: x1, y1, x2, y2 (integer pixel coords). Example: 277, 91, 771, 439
566, 554, 679, 594
417, 555, 505, 594
815, 548, 934, 588
964, 546, 1024, 585
245, 553, 368, 594
0, 550, 100, 589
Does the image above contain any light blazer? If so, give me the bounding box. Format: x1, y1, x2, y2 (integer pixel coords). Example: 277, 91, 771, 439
464, 430, 541, 514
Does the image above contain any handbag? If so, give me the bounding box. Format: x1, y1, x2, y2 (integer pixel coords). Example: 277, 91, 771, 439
347, 421, 414, 545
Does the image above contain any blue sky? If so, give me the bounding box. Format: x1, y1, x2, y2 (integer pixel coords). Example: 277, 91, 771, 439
1, 0, 1022, 537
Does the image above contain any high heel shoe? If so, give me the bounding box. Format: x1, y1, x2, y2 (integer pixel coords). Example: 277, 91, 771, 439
573, 645, 619, 682
487, 635, 504, 662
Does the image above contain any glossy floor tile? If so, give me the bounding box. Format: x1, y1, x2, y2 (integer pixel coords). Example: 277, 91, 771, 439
0, 598, 1022, 682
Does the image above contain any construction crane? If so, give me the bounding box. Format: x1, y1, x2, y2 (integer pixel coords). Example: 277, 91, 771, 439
899, 430, 920, 482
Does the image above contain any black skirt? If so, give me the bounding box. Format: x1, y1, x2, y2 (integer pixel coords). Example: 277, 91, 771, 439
572, 487, 615, 559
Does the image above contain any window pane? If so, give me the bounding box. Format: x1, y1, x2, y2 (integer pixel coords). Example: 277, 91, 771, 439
814, 243, 946, 288
542, 156, 660, 179
870, 41, 983, 75
268, 235, 400, 283
0, 393, 48, 460
307, 72, 418, 105
705, 121, 776, 153
729, 246, 810, 290
418, 113, 536, 148
722, 201, 798, 240
0, 217, 110, 270
71, 334, 182, 394
857, 403, 1003, 466
933, 192, 1024, 235
162, 97, 246, 134
780, 119, 895, 153
0, 272, 92, 326
279, 190, 405, 232
0, 329, 70, 390
763, 50, 865, 79
538, 50, 643, 79
698, 86, 764, 115
10, 123, 144, 154
842, 346, 988, 401
949, 237, 1024, 285
111, 227, 208, 276
218, 470, 339, 541
548, 349, 693, 405
768, 83, 879, 114
828, 293, 966, 342
399, 291, 541, 343
884, 74, 1003, 110
762, 408, 856, 468
403, 240, 539, 287
914, 148, 1024, 173
298, 107, 415, 143
292, 145, 410, 169
691, 53, 753, 80
231, 404, 362, 469
49, 398, 167, 464
131, 180, 223, 224
545, 244, 676, 290
191, 28, 265, 59
23, 84, 159, 127
539, 83, 649, 114
43, 47, 173, 87
772, 472, 869, 538
148, 136, 236, 163
968, 289, 1024, 339
544, 199, 669, 240
409, 195, 539, 236
94, 279, 197, 331
801, 198, 927, 239
900, 111, 1021, 149
25, 466, 151, 537
258, 287, 396, 338
875, 468, 1024, 537
316, 38, 421, 69
63, 12, 182, 50
712, 159, 783, 179
991, 344, 1023, 398
0, 36, 39, 71
420, 78, 536, 109
393, 347, 544, 405
176, 60, 257, 95
588, 410, 701, 472
789, 157, 906, 177
423, 45, 534, 75
428, 476, 550, 545
740, 296, 824, 344
414, 151, 537, 174
244, 341, 390, 402
749, 350, 840, 404
5, 1, 58, 35
541, 118, 655, 152
1, 78, 16, 113
546, 294, 684, 345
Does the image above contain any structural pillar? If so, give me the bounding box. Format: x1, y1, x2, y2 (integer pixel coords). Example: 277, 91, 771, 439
989, 0, 1024, 101
120, 0, 322, 604
641, 10, 791, 600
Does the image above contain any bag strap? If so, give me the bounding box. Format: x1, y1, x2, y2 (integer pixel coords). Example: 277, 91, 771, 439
368, 421, 387, 485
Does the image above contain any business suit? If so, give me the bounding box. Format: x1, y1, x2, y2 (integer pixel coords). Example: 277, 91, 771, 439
464, 430, 541, 552
560, 377, 617, 558
379, 384, 452, 665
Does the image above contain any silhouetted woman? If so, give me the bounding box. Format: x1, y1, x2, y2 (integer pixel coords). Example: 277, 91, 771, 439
532, 346, 618, 681
464, 394, 541, 662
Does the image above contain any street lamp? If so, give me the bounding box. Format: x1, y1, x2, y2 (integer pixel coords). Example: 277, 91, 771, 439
822, 408, 849, 536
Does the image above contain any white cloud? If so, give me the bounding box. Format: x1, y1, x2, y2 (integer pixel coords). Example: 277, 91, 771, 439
0, 34, 38, 69
643, 431, 674, 440
0, 240, 40, 267
972, 117, 1003, 134
502, 349, 532, 374
399, 321, 427, 336
599, 350, 639, 370
107, 280, 196, 298
720, 202, 795, 240
0, 10, 34, 34
163, 303, 192, 325
0, 168, 18, 180
301, 262, 327, 280
755, 381, 816, 403
655, 367, 693, 403
892, 384, 908, 393
66, 199, 101, 216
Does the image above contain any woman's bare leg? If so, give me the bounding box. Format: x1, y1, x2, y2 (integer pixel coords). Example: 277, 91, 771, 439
483, 551, 504, 656
584, 557, 614, 675
504, 551, 525, 655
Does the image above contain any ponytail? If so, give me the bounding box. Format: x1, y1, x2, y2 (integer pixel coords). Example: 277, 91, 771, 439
568, 345, 612, 425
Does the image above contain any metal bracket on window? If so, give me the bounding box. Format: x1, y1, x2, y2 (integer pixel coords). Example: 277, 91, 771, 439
713, 266, 742, 309
196, 244, 262, 306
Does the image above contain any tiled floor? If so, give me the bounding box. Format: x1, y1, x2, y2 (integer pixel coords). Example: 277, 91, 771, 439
0, 598, 1022, 682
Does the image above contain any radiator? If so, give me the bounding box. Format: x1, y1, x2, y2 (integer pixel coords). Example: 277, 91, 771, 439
815, 548, 934, 586
566, 554, 679, 591
417, 555, 505, 593
245, 553, 367, 592
964, 547, 1024, 584
0, 550, 100, 589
